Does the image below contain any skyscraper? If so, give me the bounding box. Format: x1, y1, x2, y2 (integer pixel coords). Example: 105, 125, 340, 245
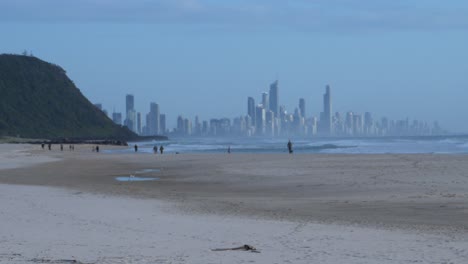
247, 97, 256, 126
269, 80, 279, 116
124, 94, 135, 131
126, 94, 134, 117
262, 92, 269, 111
322, 85, 332, 135
148, 102, 160, 135
299, 98, 306, 118
112, 112, 122, 125
160, 114, 166, 134
255, 105, 265, 136
137, 112, 142, 135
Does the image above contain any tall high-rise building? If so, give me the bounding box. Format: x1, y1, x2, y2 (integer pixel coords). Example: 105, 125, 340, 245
322, 85, 332, 135
124, 94, 135, 131
177, 116, 184, 134
160, 114, 166, 134
148, 102, 160, 135
262, 92, 269, 111
269, 80, 279, 116
247, 97, 256, 126
125, 109, 136, 132
299, 98, 306, 118
125, 94, 134, 117
255, 105, 266, 136
137, 112, 142, 135
112, 112, 122, 125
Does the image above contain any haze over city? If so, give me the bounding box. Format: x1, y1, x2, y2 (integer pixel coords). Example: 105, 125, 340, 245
1, 0, 467, 132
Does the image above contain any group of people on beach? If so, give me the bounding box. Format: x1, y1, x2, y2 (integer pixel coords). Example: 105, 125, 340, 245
131, 144, 164, 155
41, 143, 75, 151
152, 145, 164, 154
41, 141, 293, 154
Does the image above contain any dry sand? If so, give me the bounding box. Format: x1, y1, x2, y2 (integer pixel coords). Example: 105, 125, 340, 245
1, 144, 468, 263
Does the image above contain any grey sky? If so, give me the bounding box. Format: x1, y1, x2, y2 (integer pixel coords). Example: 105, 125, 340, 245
1, 1, 467, 132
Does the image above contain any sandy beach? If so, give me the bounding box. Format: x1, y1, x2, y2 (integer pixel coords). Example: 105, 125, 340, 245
1, 144, 468, 263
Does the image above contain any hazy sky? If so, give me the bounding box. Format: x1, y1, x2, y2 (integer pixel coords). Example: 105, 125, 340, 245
1, 0, 467, 132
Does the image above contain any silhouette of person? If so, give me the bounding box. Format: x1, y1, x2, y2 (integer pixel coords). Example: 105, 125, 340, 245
96, 145, 100, 152
48, 143, 51, 151
60, 144, 63, 151
134, 144, 138, 152
153, 146, 158, 154
228, 146, 231, 154
287, 140, 293, 154
41, 143, 45, 149
159, 146, 164, 154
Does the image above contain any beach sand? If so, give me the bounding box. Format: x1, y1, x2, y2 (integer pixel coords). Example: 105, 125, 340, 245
1, 144, 467, 263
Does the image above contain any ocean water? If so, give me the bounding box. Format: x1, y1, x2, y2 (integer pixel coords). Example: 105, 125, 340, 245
104, 135, 468, 155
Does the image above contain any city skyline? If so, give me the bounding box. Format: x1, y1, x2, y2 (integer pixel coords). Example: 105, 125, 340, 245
2, 2, 468, 133
104, 81, 446, 138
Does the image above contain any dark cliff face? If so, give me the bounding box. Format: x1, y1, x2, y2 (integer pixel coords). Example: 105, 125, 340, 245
0, 54, 136, 140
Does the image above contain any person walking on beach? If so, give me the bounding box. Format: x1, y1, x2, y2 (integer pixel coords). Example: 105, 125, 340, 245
60, 144, 63, 151
227, 146, 231, 154
96, 145, 100, 152
153, 146, 158, 154
48, 143, 51, 151
287, 140, 293, 154
134, 144, 138, 152
41, 143, 45, 150
159, 145, 164, 154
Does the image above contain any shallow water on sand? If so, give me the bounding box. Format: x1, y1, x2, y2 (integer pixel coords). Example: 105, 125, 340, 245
115, 176, 159, 182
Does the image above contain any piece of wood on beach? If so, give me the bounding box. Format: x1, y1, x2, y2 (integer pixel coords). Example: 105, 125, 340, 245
211, 244, 261, 253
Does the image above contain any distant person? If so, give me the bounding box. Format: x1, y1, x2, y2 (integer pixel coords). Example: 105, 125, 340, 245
159, 146, 164, 154
96, 145, 100, 152
153, 146, 158, 154
287, 140, 293, 154
48, 143, 51, 151
228, 146, 231, 154
60, 144, 63, 151
134, 144, 138, 152
41, 143, 45, 150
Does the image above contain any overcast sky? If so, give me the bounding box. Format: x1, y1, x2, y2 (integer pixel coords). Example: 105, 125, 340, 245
1, 0, 467, 132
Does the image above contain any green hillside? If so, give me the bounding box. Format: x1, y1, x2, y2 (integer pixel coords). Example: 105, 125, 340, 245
0, 54, 137, 140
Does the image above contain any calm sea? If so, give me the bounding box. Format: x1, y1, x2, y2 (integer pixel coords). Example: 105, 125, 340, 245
105, 135, 468, 154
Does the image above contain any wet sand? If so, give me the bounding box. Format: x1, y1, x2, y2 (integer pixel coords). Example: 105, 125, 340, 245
1, 145, 468, 230
1, 144, 468, 263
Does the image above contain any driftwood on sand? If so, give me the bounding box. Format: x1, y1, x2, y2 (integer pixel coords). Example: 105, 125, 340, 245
212, 244, 260, 253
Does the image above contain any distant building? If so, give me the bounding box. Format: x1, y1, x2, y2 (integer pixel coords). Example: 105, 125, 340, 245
255, 105, 265, 136
160, 114, 166, 134
148, 102, 160, 135
137, 112, 142, 135
112, 112, 122, 125
269, 80, 279, 116
126, 94, 134, 116
124, 94, 135, 132
125, 109, 136, 133
322, 85, 332, 135
262, 92, 269, 111
299, 98, 306, 119
247, 97, 256, 127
